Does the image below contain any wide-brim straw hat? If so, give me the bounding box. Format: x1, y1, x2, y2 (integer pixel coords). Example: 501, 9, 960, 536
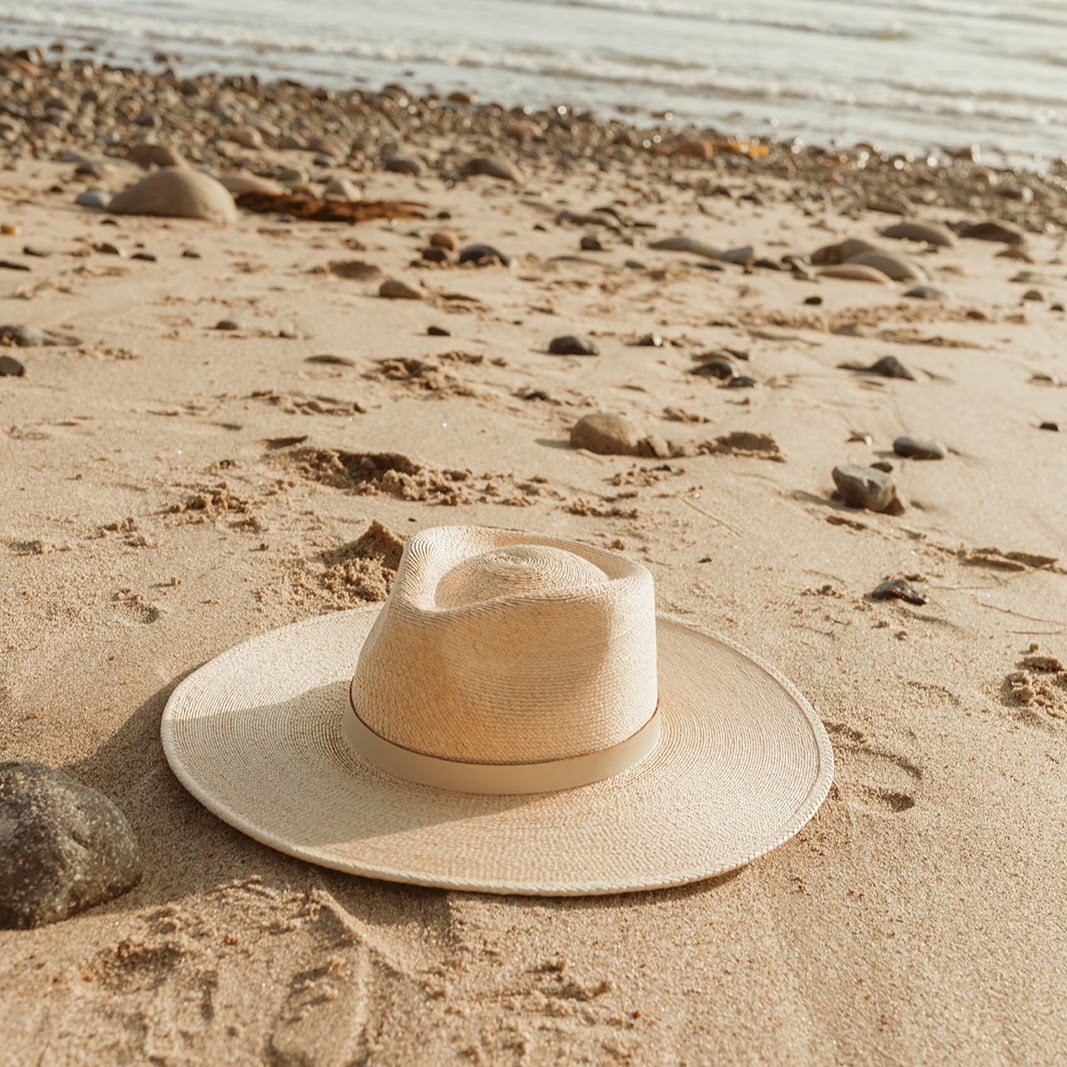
162, 526, 833, 895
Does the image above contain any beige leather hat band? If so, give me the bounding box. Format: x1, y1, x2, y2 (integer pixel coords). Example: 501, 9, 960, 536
346, 678, 662, 795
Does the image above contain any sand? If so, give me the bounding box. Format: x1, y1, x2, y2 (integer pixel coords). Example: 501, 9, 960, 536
1, 55, 1066, 1065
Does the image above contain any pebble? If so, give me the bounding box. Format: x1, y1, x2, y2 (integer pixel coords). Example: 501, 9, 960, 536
811, 237, 879, 265
384, 155, 422, 177
549, 334, 599, 356
0, 259, 30, 272
648, 235, 723, 260
421, 246, 451, 263
229, 124, 263, 149
726, 375, 758, 389
427, 325, 451, 337
845, 250, 926, 283
74, 161, 106, 180
0, 761, 142, 929
1, 223, 16, 236
832, 464, 902, 513
379, 278, 421, 300
430, 230, 459, 251
126, 142, 186, 169
323, 177, 361, 202
871, 578, 928, 605
459, 156, 522, 183
93, 241, 123, 256
803, 295, 823, 306
636, 333, 663, 347
570, 412, 641, 455
109, 167, 237, 224
871, 460, 894, 473
1038, 421, 1059, 432
690, 356, 735, 380
959, 219, 1024, 244
0, 354, 25, 376
458, 243, 510, 266
1051, 303, 1064, 313
0, 324, 79, 347
880, 220, 955, 247
719, 245, 756, 266
1022, 289, 1043, 302
580, 235, 604, 251
131, 251, 157, 262
894, 435, 947, 460
904, 285, 947, 301
818, 263, 894, 284
214, 319, 241, 330
867, 355, 916, 380
22, 245, 50, 257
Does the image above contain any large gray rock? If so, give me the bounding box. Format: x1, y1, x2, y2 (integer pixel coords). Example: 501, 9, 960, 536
571, 413, 641, 455
460, 156, 522, 182
0, 762, 142, 928
832, 464, 902, 513
893, 435, 947, 460
108, 167, 237, 223
880, 220, 955, 247
845, 250, 927, 283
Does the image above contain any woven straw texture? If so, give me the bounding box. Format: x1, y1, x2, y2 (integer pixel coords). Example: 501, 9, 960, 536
162, 605, 834, 895
351, 527, 657, 763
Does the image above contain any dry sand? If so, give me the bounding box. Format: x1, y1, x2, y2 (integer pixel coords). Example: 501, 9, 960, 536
1, 57, 1066, 1065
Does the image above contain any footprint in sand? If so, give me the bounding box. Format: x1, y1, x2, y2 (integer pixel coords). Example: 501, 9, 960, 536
824, 721, 921, 813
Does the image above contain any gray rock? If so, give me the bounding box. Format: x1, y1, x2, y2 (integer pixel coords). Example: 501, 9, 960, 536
0, 354, 25, 376
904, 285, 948, 301
726, 375, 758, 388
959, 219, 1025, 244
378, 278, 421, 300
838, 354, 916, 380
871, 578, 927, 605
832, 464, 902, 513
74, 188, 110, 209
648, 235, 723, 260
880, 221, 955, 247
636, 332, 663, 347
845, 250, 926, 283
0, 324, 80, 347
549, 334, 599, 356
1022, 288, 1043, 302
811, 237, 879, 266
580, 235, 603, 251
894, 436, 946, 460
384, 155, 422, 177
690, 356, 735, 380
1038, 421, 1059, 431
570, 413, 640, 455
0, 762, 142, 929
458, 243, 510, 266
459, 156, 522, 183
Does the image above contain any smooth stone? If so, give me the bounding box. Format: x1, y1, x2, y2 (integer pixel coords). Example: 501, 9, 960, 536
845, 250, 926, 283
811, 237, 879, 265
570, 413, 641, 455
1022, 289, 1043, 302
22, 245, 51, 257
109, 167, 237, 224
871, 460, 894, 473
1038, 421, 1059, 431
427, 325, 451, 337
75, 161, 106, 180
818, 263, 894, 284
214, 319, 240, 330
637, 333, 663, 347
379, 278, 421, 300
871, 578, 927, 605
580, 235, 604, 251
0, 259, 30, 271
0, 324, 79, 347
125, 142, 186, 169
420, 247, 451, 263
690, 356, 735, 380
384, 155, 422, 177
880, 220, 955, 247
868, 355, 916, 380
549, 334, 599, 356
959, 219, 1025, 244
75, 188, 110, 209
217, 171, 286, 196
894, 436, 947, 460
459, 156, 522, 182
0, 762, 142, 929
430, 230, 459, 252
904, 285, 948, 301
458, 243, 510, 266
726, 375, 758, 388
648, 235, 723, 260
0, 354, 25, 376
832, 464, 901, 513
719, 245, 755, 266
803, 295, 823, 306
229, 124, 263, 149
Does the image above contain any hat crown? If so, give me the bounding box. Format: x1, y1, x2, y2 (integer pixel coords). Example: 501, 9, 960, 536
350, 527, 658, 764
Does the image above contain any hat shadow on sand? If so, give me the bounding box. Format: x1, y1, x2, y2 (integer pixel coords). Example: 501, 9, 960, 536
66, 675, 740, 921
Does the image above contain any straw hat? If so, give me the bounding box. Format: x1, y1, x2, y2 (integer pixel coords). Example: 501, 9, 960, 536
162, 526, 833, 895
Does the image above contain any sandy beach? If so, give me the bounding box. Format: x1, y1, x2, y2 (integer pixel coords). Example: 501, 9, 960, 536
1, 47, 1066, 1065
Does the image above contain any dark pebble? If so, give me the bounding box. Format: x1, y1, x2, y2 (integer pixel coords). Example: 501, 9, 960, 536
804, 295, 823, 306
871, 578, 927, 605
181, 249, 201, 259
0, 762, 142, 929
1051, 303, 1064, 312
754, 257, 782, 271
871, 460, 894, 473
0, 259, 30, 271
420, 246, 451, 263
858, 355, 916, 380
726, 375, 758, 389
893, 435, 947, 460
22, 245, 50, 258
458, 243, 510, 267
624, 259, 646, 270
832, 464, 901, 513
384, 155, 422, 177
0, 354, 26, 376
691, 356, 735, 380
131, 251, 157, 262
215, 319, 240, 331
903, 285, 948, 301
549, 334, 599, 356
637, 333, 663, 347
580, 235, 604, 251
1039, 421, 1059, 431
427, 325, 451, 337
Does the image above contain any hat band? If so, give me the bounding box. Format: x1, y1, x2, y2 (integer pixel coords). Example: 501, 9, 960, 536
345, 681, 661, 795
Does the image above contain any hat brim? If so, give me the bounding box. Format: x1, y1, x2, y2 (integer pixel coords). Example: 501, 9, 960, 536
161, 609, 833, 896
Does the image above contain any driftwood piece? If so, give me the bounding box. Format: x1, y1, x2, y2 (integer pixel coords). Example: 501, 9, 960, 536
234, 193, 426, 223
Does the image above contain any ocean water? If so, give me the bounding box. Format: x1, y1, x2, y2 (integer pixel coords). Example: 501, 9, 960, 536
4, 0, 1067, 166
